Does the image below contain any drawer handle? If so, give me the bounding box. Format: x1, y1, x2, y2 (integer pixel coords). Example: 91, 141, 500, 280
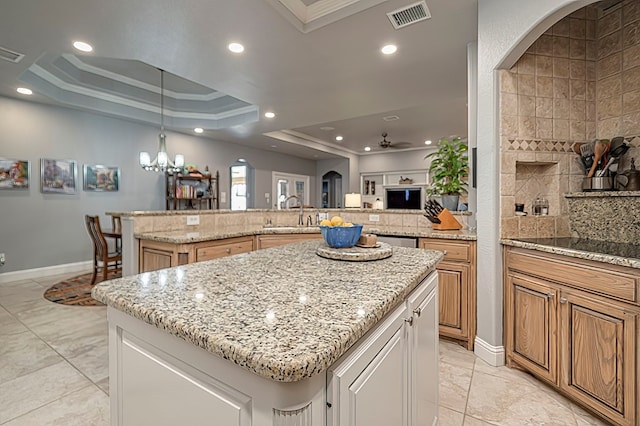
560, 297, 567, 304
413, 308, 422, 317
404, 317, 414, 326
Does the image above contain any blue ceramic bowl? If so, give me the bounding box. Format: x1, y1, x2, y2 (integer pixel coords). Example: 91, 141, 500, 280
319, 224, 363, 248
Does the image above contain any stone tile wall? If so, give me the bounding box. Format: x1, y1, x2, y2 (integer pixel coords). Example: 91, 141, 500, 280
499, 1, 640, 239
595, 0, 640, 170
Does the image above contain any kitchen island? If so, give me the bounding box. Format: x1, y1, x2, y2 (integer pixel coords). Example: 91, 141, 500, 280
92, 240, 443, 426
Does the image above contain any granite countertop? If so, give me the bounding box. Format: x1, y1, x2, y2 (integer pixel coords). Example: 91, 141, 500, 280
502, 238, 640, 269
92, 240, 443, 382
136, 226, 476, 244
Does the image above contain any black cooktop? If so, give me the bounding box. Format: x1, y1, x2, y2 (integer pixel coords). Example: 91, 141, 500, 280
514, 238, 640, 260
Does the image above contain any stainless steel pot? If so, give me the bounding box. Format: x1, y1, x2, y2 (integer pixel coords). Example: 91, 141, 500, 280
582, 176, 613, 191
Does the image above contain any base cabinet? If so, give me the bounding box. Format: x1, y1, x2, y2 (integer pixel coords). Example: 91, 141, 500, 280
504, 246, 640, 426
327, 272, 438, 426
139, 236, 254, 273
108, 271, 439, 426
255, 233, 322, 250
419, 238, 476, 350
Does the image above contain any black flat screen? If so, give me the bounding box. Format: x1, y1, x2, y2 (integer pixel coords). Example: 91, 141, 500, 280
386, 188, 421, 209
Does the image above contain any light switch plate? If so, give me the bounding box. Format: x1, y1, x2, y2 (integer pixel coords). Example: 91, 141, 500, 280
186, 215, 200, 226
369, 214, 380, 222
220, 192, 226, 203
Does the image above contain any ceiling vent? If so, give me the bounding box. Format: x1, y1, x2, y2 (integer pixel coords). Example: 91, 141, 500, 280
0, 46, 25, 63
387, 1, 431, 30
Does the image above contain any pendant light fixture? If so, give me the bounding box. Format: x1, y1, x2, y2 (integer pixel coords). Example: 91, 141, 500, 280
139, 68, 185, 173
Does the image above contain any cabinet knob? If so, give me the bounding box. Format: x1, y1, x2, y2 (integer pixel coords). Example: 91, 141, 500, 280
560, 297, 567, 304
546, 293, 554, 299
404, 317, 414, 326
226, 248, 231, 254
413, 308, 422, 317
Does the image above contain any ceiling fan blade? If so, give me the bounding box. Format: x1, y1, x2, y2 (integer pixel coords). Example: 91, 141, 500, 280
389, 142, 412, 149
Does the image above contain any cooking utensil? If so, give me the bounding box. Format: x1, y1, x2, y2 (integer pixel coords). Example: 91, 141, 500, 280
571, 142, 584, 155
596, 157, 617, 177
587, 139, 609, 178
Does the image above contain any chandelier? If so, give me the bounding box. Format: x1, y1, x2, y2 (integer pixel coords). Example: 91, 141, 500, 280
139, 68, 184, 173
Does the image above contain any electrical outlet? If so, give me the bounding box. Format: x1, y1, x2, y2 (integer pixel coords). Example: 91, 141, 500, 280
369, 214, 380, 222
318, 212, 328, 221
186, 215, 200, 226
0, 252, 5, 266
220, 191, 226, 203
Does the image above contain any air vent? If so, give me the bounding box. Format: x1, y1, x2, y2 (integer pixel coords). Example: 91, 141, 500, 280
0, 46, 25, 63
387, 1, 431, 30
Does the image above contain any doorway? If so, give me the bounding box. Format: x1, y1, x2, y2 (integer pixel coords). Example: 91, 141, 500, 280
322, 171, 342, 208
230, 160, 254, 210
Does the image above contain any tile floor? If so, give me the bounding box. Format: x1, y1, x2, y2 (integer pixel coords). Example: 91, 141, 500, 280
0, 272, 611, 425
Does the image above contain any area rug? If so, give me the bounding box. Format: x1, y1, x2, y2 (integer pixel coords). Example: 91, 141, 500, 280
44, 271, 120, 306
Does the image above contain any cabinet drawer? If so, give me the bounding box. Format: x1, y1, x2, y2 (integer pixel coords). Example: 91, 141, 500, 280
196, 238, 253, 262
506, 248, 640, 304
420, 239, 470, 262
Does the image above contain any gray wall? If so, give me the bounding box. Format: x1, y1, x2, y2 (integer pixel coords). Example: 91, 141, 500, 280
358, 149, 433, 174
0, 96, 316, 273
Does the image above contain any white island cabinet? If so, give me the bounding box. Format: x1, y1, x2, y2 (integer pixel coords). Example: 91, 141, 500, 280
93, 240, 443, 426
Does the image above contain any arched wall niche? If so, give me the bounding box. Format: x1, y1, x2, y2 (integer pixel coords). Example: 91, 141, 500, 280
475, 0, 607, 366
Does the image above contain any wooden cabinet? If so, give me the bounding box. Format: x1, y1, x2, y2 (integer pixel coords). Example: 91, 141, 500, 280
504, 246, 640, 426
255, 233, 322, 250
165, 171, 220, 210
139, 236, 254, 273
327, 272, 438, 426
419, 238, 476, 350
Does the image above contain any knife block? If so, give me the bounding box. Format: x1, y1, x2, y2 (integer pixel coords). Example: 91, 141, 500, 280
431, 208, 462, 230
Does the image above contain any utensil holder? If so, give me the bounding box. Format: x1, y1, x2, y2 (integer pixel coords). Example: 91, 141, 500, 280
431, 208, 462, 230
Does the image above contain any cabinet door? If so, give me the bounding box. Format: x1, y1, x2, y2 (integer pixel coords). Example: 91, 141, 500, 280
559, 290, 636, 426
437, 262, 468, 340
328, 303, 409, 426
408, 273, 439, 426
140, 247, 174, 273
506, 273, 557, 385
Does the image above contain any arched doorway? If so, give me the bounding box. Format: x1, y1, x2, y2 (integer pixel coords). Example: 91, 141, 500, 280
322, 171, 342, 208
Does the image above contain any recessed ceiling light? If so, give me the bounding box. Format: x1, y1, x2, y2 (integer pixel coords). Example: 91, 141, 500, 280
364, 146, 371, 152
383, 115, 399, 121
381, 44, 397, 55
271, 145, 277, 148
194, 127, 204, 134
73, 41, 93, 52
16, 87, 32, 95
228, 43, 245, 53
264, 111, 276, 118
335, 136, 343, 141
320, 126, 335, 131
424, 140, 432, 145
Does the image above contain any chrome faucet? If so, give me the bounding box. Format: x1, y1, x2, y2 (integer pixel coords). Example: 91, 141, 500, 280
284, 195, 304, 226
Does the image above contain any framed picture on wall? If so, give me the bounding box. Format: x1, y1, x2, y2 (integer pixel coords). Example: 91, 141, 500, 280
83, 164, 119, 191
0, 158, 30, 189
41, 158, 77, 194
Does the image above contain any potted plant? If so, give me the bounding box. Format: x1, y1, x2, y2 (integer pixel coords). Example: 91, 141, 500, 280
425, 136, 469, 211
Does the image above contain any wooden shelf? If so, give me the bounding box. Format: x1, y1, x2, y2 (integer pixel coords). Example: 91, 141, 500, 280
165, 171, 220, 210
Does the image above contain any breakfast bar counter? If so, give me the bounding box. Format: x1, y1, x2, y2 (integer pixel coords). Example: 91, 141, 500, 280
93, 240, 443, 426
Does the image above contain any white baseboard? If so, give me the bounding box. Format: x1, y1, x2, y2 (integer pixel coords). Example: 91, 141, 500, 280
474, 337, 505, 366
0, 261, 92, 284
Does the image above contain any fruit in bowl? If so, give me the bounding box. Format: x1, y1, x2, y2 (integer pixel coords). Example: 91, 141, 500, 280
318, 216, 363, 248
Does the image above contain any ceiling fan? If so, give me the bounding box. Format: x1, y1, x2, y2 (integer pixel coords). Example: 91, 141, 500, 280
378, 132, 412, 149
